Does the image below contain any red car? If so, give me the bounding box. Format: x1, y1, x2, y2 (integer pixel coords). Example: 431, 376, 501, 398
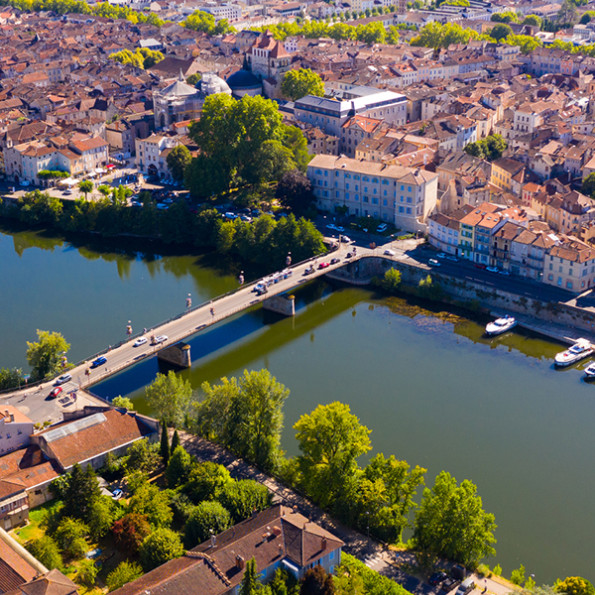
318, 262, 330, 269
48, 386, 63, 399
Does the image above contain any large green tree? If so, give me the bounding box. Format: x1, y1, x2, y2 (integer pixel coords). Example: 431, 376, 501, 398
413, 471, 497, 568
183, 461, 233, 504
61, 463, 101, 522
144, 370, 193, 426
166, 144, 192, 182
187, 94, 309, 196
127, 478, 173, 528
166, 445, 194, 487
106, 561, 144, 592
490, 23, 513, 41
281, 68, 324, 101
196, 369, 289, 471
218, 479, 271, 523
294, 402, 371, 508
556, 577, 595, 595
26, 329, 70, 381
28, 536, 63, 571
300, 566, 335, 594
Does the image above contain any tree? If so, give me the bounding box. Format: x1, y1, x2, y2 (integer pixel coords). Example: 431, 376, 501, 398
582, 172, 595, 198
294, 402, 371, 509
219, 479, 271, 523
490, 10, 518, 23
128, 479, 173, 528
79, 180, 93, 200
166, 445, 193, 487
184, 461, 233, 504
557, 0, 578, 25
160, 420, 170, 465
555, 577, 595, 595
171, 429, 180, 452
378, 268, 402, 293
125, 438, 161, 474
464, 134, 507, 162
196, 369, 289, 472
359, 453, 426, 543
240, 558, 260, 595
0, 367, 25, 390
490, 23, 512, 41
300, 566, 335, 595
26, 329, 70, 381
184, 501, 232, 548
145, 371, 193, 427
511, 565, 526, 586
580, 10, 595, 23
166, 145, 192, 182
62, 464, 101, 522
77, 559, 99, 588
139, 528, 184, 571
522, 14, 542, 27
54, 517, 89, 559
112, 395, 134, 410
187, 73, 202, 85
87, 495, 116, 539
281, 68, 325, 101
28, 536, 63, 570
276, 170, 316, 216
106, 561, 143, 592
413, 471, 497, 568
112, 513, 151, 554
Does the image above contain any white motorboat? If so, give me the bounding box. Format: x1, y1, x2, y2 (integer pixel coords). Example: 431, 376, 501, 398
485, 315, 517, 336
554, 338, 594, 367
584, 362, 595, 379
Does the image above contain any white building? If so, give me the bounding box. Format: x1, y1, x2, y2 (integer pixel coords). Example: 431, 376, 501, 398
294, 90, 407, 137
135, 134, 179, 178
308, 154, 438, 232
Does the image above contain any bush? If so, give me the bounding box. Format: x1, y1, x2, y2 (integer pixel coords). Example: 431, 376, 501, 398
28, 535, 63, 570
112, 513, 151, 554
106, 561, 144, 592
54, 517, 89, 559
77, 559, 98, 588
184, 501, 232, 548
219, 480, 271, 523
139, 528, 184, 571
183, 461, 233, 504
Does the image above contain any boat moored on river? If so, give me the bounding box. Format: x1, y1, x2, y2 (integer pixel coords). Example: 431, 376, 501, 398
554, 338, 594, 367
584, 362, 595, 379
485, 315, 517, 336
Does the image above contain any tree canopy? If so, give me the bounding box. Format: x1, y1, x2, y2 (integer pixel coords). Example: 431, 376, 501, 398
166, 144, 192, 182
139, 528, 184, 571
294, 401, 371, 508
196, 369, 289, 471
490, 23, 513, 41
26, 329, 70, 381
413, 471, 497, 567
186, 94, 308, 196
464, 134, 507, 161
281, 68, 325, 101
555, 577, 595, 595
145, 370, 193, 426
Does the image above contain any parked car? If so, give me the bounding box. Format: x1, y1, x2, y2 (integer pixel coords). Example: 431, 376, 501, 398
377, 223, 388, 233
133, 337, 148, 347
326, 223, 337, 231
429, 572, 448, 587
111, 488, 123, 500
498, 269, 510, 276
428, 258, 441, 267
153, 335, 168, 344
48, 386, 63, 399
474, 263, 487, 270
55, 374, 72, 385
335, 226, 345, 232
486, 266, 499, 273
384, 249, 395, 256
90, 356, 107, 369
445, 255, 459, 262
341, 235, 351, 243
437, 252, 446, 259
455, 578, 475, 595
451, 565, 466, 581
441, 577, 459, 593
240, 215, 253, 222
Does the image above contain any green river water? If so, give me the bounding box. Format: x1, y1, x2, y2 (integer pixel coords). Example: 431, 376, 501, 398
1, 226, 594, 582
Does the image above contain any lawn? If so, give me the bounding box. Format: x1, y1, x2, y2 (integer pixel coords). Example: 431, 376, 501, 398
12, 499, 63, 545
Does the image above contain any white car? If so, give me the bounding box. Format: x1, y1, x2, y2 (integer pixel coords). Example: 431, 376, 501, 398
133, 337, 148, 347
154, 335, 168, 344
55, 374, 72, 385
384, 249, 396, 256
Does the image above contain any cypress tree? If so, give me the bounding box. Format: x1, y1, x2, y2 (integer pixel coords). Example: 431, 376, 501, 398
171, 429, 180, 452
160, 420, 170, 465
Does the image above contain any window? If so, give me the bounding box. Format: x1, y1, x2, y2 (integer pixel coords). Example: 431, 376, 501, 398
399, 206, 404, 213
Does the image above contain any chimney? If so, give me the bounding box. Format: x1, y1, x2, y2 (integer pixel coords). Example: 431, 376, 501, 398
236, 555, 245, 570
210, 534, 216, 548
321, 536, 327, 550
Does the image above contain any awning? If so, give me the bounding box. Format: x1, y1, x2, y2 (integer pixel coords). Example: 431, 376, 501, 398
60, 177, 78, 187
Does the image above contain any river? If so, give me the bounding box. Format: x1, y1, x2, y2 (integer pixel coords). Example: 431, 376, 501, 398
1, 226, 594, 582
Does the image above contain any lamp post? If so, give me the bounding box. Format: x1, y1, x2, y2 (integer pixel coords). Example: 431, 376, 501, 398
186, 293, 192, 309
126, 321, 132, 337
286, 252, 292, 267
238, 271, 245, 285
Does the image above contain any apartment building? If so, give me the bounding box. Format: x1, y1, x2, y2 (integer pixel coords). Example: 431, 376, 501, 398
307, 154, 437, 232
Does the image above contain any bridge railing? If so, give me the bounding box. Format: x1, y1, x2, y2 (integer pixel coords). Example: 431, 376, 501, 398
0, 246, 338, 396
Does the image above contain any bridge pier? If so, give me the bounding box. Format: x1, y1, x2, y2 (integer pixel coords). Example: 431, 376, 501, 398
262, 294, 295, 317
157, 342, 191, 369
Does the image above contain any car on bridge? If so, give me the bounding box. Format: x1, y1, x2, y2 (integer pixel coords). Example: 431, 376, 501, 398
153, 335, 168, 344
318, 262, 330, 269
55, 374, 72, 385
384, 249, 395, 256
133, 337, 148, 347
90, 356, 107, 369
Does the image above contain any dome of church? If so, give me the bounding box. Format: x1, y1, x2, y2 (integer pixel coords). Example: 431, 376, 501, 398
198, 72, 232, 96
